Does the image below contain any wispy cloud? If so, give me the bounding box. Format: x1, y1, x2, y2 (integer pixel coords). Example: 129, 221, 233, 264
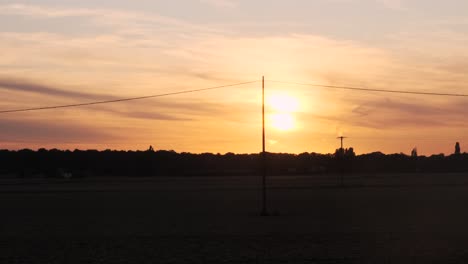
0, 3, 219, 33
199, 0, 238, 8
317, 97, 468, 129
0, 76, 256, 122
0, 4, 95, 17
0, 77, 117, 101
0, 117, 115, 143
375, 0, 407, 10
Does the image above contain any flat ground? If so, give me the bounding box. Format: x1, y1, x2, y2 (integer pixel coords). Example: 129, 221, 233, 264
3, 173, 468, 263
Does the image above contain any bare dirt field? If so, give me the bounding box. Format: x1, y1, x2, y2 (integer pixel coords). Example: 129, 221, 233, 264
3, 173, 468, 263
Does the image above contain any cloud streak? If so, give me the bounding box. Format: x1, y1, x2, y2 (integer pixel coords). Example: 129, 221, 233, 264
0, 118, 115, 143
0, 77, 118, 101
314, 97, 468, 129
199, 0, 238, 8
0, 3, 219, 33
0, 76, 257, 122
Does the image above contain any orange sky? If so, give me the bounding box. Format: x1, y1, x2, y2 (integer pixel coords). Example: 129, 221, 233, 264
1, 2, 468, 155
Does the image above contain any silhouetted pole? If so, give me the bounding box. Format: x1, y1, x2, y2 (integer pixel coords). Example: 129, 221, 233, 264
261, 76, 268, 216
337, 136, 346, 149
336, 136, 347, 186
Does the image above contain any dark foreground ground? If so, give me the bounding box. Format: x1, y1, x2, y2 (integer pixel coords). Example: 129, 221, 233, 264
3, 173, 468, 263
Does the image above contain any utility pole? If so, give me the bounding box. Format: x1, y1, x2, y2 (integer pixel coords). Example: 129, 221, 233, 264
337, 136, 347, 149
261, 76, 268, 216
336, 136, 348, 186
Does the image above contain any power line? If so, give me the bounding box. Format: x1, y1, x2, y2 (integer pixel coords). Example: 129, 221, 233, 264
0, 80, 259, 114
3, 78, 468, 114
268, 80, 468, 97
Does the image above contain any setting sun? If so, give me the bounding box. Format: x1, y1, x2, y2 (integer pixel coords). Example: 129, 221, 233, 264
267, 93, 300, 131
268, 93, 299, 112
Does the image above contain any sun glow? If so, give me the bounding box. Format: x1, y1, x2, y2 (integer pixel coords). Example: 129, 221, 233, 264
270, 113, 295, 131
268, 94, 299, 112
267, 93, 300, 131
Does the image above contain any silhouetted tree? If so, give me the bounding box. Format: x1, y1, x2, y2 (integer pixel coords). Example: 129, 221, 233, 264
3, 147, 468, 178
411, 147, 418, 157
455, 142, 461, 155
333, 147, 355, 180
334, 148, 345, 158
345, 147, 356, 158
147, 145, 155, 152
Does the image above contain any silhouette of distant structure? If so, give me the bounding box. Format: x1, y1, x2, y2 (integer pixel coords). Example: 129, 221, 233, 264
337, 136, 347, 150
411, 147, 418, 157
455, 142, 461, 155
335, 136, 354, 159
333, 136, 355, 186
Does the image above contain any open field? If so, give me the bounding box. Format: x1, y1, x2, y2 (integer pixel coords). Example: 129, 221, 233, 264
3, 173, 468, 263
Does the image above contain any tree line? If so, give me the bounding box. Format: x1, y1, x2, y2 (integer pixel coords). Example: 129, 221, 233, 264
1, 144, 467, 178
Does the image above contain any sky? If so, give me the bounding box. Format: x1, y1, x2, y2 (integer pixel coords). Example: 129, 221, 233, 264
1, 0, 468, 155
